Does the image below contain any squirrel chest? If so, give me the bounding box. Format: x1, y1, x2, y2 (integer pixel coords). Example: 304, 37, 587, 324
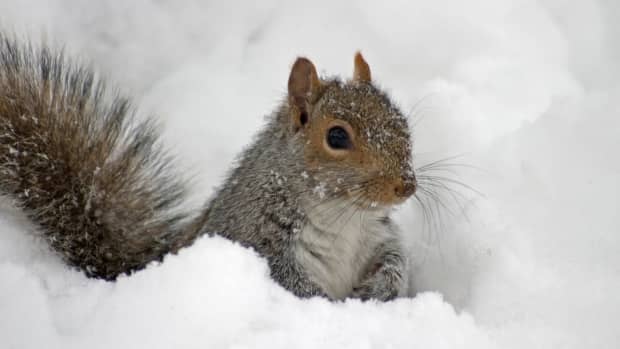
295, 198, 397, 300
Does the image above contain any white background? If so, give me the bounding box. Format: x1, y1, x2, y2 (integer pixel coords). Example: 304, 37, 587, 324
1, 1, 619, 348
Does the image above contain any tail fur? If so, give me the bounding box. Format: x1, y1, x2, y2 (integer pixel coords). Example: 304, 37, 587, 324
0, 35, 199, 279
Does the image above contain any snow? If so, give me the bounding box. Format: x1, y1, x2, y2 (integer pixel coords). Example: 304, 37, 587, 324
1, 0, 619, 348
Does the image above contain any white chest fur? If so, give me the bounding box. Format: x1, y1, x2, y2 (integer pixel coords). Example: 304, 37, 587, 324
294, 198, 396, 300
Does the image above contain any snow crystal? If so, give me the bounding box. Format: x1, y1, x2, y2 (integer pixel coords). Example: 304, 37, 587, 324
313, 182, 327, 199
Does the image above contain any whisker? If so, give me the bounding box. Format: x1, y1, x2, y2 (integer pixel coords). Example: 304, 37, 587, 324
415, 153, 470, 171
417, 162, 484, 173
418, 174, 484, 198
412, 193, 433, 249
307, 187, 366, 217
416, 187, 448, 238
407, 93, 438, 129
331, 195, 366, 243
419, 182, 470, 222
324, 193, 364, 229
408, 152, 484, 260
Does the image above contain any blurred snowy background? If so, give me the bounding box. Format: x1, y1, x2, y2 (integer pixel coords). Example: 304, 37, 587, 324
1, 0, 619, 348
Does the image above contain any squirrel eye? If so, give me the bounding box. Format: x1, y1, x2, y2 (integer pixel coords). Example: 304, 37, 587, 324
326, 126, 351, 150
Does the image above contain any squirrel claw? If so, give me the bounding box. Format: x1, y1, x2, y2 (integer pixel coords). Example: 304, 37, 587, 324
350, 268, 402, 302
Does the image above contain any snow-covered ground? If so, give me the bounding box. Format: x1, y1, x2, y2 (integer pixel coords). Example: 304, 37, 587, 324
1, 1, 619, 348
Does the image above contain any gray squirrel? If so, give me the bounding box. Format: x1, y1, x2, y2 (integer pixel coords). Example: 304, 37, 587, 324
0, 35, 416, 301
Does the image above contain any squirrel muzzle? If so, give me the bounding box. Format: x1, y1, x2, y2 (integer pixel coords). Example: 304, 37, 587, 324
393, 174, 417, 200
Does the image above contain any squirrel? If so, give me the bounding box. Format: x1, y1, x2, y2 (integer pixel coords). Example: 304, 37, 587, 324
0, 35, 417, 301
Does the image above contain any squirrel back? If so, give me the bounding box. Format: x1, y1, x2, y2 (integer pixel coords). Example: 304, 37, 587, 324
0, 35, 198, 279
0, 35, 417, 300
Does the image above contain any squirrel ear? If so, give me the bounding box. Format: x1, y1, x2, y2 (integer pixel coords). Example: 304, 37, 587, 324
353, 52, 372, 83
288, 57, 321, 130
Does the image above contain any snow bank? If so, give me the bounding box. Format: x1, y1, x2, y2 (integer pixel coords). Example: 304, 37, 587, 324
0, 208, 494, 348
1, 1, 619, 348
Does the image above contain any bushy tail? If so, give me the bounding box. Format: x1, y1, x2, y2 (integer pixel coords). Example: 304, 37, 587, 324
0, 35, 200, 279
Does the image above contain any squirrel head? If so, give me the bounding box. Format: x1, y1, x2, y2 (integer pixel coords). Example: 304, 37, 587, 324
285, 53, 416, 209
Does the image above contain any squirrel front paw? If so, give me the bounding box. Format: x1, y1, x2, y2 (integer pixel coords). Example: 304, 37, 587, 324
350, 265, 404, 301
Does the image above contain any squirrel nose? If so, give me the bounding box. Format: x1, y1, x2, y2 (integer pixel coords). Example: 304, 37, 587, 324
393, 175, 417, 199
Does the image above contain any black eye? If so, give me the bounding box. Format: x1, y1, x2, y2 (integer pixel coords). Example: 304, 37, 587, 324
326, 126, 351, 150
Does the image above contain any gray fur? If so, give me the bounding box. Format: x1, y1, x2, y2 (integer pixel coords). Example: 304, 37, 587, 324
200, 81, 414, 300
0, 36, 414, 301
